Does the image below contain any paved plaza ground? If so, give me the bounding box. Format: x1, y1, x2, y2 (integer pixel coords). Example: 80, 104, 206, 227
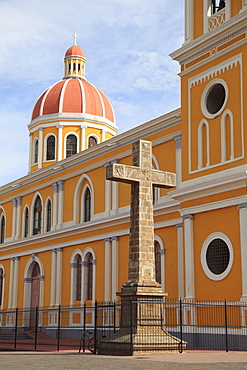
1, 351, 247, 369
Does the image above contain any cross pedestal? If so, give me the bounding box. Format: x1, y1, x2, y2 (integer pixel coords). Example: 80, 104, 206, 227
98, 140, 183, 355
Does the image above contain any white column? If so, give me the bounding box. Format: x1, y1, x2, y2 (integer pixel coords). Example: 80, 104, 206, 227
16, 197, 22, 239
28, 133, 33, 172
183, 214, 195, 299
111, 237, 118, 301
104, 238, 111, 301
101, 128, 106, 142
81, 125, 86, 151
8, 258, 14, 308
57, 125, 63, 161
174, 135, 182, 187
52, 182, 58, 230
57, 180, 64, 228
11, 199, 17, 239
241, 0, 247, 11
12, 257, 19, 308
238, 203, 247, 300
38, 128, 44, 169
56, 248, 62, 305
50, 249, 57, 306
176, 223, 184, 299
184, 0, 194, 43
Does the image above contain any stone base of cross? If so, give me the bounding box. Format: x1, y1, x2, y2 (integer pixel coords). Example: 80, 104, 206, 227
98, 140, 184, 355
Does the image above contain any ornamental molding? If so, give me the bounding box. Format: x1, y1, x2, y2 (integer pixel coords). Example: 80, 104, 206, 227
189, 54, 242, 87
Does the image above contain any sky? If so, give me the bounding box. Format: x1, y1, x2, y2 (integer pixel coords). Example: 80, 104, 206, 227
0, 0, 184, 186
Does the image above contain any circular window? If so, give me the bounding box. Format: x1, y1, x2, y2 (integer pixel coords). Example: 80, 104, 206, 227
201, 233, 233, 281
206, 239, 230, 275
201, 79, 228, 119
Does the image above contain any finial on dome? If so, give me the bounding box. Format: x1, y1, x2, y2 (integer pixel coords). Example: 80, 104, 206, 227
72, 32, 78, 45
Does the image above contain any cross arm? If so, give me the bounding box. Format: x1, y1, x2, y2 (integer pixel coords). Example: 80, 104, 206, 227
106, 163, 141, 184
151, 169, 176, 188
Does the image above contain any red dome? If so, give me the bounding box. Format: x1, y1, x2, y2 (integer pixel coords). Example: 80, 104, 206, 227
31, 78, 115, 124
65, 45, 85, 58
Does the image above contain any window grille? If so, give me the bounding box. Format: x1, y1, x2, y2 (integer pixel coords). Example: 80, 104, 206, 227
206, 238, 230, 275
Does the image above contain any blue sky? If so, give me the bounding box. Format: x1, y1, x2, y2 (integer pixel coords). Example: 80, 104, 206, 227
0, 0, 184, 186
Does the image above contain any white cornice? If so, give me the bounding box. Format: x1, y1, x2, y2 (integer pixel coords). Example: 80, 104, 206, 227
170, 169, 247, 202
170, 11, 247, 64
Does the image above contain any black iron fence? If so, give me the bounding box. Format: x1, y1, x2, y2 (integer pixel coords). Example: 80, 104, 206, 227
0, 299, 247, 353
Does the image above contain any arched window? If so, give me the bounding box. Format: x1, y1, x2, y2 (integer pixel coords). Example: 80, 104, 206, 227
75, 254, 82, 301
154, 241, 161, 284
0, 216, 5, 244
84, 188, 91, 222
46, 136, 55, 160
88, 136, 97, 148
34, 140, 39, 164
46, 199, 52, 232
0, 268, 4, 306
24, 208, 29, 238
66, 134, 77, 157
198, 120, 210, 169
33, 196, 42, 235
85, 252, 93, 300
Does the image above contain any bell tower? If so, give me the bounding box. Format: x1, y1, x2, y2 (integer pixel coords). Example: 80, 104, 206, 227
171, 0, 247, 182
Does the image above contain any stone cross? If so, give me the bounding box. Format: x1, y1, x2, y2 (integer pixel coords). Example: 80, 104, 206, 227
106, 140, 176, 289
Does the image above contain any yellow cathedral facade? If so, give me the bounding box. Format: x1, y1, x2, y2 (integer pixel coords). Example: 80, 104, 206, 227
0, 0, 247, 325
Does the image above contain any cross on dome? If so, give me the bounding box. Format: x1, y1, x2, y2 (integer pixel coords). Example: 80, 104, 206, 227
72, 32, 78, 45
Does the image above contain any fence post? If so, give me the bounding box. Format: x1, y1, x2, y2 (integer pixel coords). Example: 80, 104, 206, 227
224, 300, 229, 353
14, 307, 18, 349
130, 299, 133, 356
179, 299, 183, 353
34, 306, 38, 350
113, 301, 116, 334
57, 305, 61, 351
94, 301, 98, 354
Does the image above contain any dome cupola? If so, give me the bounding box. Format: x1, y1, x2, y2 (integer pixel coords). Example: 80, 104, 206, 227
28, 34, 117, 173
64, 33, 86, 79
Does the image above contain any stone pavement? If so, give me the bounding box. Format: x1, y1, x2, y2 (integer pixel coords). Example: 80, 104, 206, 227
1, 351, 247, 369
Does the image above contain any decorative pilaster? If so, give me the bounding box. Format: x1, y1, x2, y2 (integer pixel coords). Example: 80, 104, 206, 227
111, 236, 118, 301
174, 134, 182, 187
57, 125, 63, 161
238, 203, 247, 300
183, 214, 194, 299
81, 125, 86, 151
50, 249, 57, 306
104, 238, 111, 301
12, 257, 20, 308
38, 128, 44, 169
184, 0, 194, 43
57, 180, 64, 227
11, 198, 17, 239
8, 258, 14, 308
52, 182, 58, 229
56, 248, 62, 305
16, 197, 22, 239
28, 133, 33, 172
176, 223, 184, 299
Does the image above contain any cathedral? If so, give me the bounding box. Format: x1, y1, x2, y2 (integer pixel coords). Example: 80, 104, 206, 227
0, 0, 247, 329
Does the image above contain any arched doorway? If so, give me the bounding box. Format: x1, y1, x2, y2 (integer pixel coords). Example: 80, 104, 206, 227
30, 262, 40, 329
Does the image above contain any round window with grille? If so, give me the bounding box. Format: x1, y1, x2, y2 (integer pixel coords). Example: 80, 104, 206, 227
201, 233, 233, 281
206, 238, 230, 275
201, 79, 228, 119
